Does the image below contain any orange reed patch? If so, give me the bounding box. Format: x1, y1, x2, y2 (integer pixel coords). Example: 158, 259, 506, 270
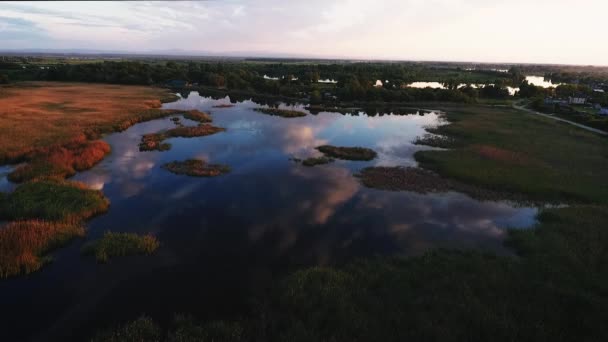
0, 220, 86, 278
473, 145, 533, 165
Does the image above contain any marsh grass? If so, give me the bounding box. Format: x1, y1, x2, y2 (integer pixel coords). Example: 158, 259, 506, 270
0, 180, 110, 222
139, 125, 226, 152
302, 156, 335, 167
0, 82, 175, 164
414, 105, 608, 203
254, 108, 307, 118
212, 104, 235, 108
162, 159, 230, 177
316, 145, 377, 161
82, 231, 159, 263
0, 220, 85, 278
182, 109, 212, 123
413, 133, 456, 149
8, 139, 111, 182
357, 166, 532, 203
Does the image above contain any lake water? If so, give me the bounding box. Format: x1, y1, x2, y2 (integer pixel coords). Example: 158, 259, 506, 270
0, 165, 16, 192
0, 92, 540, 341
407, 76, 560, 95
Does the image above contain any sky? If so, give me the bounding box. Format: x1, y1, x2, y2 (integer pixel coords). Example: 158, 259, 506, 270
0, 0, 606, 65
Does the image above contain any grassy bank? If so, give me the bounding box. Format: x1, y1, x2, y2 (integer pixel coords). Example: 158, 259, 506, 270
414, 105, 608, 203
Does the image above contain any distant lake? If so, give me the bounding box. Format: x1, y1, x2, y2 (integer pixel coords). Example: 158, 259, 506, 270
0, 92, 541, 341
407, 76, 560, 95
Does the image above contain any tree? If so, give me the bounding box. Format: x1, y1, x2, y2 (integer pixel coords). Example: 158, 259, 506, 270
0, 74, 9, 84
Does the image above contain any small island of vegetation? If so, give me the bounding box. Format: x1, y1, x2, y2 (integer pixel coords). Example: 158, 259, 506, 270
139, 124, 226, 151
316, 145, 377, 161
302, 156, 335, 167
162, 159, 231, 177
254, 108, 307, 118
82, 231, 160, 263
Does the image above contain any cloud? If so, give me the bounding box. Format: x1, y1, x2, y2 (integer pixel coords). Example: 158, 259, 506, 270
0, 0, 606, 64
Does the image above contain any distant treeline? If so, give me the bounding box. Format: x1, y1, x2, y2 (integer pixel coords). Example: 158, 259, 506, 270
0, 60, 528, 103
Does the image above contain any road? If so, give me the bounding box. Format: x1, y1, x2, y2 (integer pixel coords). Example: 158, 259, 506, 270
512, 102, 608, 136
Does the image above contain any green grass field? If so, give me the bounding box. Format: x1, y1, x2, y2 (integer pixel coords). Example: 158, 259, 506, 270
415, 105, 608, 203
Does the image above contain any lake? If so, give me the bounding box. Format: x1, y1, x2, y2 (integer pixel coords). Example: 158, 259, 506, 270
406, 76, 560, 95
0, 92, 540, 341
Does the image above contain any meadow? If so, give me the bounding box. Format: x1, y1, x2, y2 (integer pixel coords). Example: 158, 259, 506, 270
0, 82, 177, 163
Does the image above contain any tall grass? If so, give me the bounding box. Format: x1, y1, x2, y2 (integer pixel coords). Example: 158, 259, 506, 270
82, 232, 159, 263
0, 220, 85, 278
414, 105, 608, 203
8, 139, 111, 182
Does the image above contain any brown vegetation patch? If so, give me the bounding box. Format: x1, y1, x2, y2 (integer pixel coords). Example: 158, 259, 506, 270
0, 82, 176, 163
182, 109, 212, 123
162, 159, 230, 177
8, 137, 111, 182
317, 145, 377, 161
212, 104, 235, 108
473, 145, 534, 165
0, 220, 85, 278
254, 108, 307, 118
302, 156, 335, 167
357, 166, 530, 202
139, 125, 226, 152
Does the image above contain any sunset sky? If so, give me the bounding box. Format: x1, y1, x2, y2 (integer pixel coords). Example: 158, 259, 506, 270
1, 0, 606, 65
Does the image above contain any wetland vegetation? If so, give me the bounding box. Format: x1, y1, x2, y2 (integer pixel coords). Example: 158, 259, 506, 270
139, 124, 226, 151
0, 180, 109, 222
0, 58, 607, 341
82, 232, 159, 263
301, 156, 335, 167
91, 205, 608, 341
162, 159, 231, 177
253, 107, 308, 118
316, 145, 377, 161
0, 220, 85, 278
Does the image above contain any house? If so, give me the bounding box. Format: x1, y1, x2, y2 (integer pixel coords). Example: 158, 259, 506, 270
374, 80, 383, 87
568, 96, 587, 105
